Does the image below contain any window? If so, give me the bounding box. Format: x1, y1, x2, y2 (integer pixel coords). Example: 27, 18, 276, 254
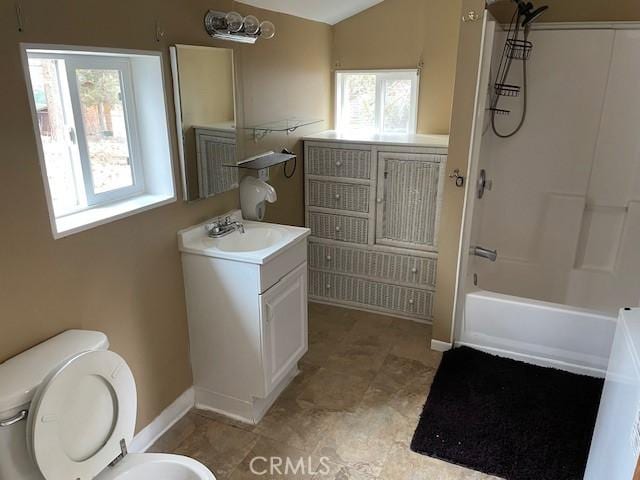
23, 46, 175, 238
335, 70, 419, 135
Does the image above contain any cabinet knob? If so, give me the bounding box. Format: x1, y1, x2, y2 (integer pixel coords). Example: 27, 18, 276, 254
334, 194, 341, 200
326, 255, 332, 261
377, 198, 383, 203
335, 226, 341, 232
325, 284, 331, 289
411, 267, 418, 274
408, 299, 415, 305
335, 161, 342, 167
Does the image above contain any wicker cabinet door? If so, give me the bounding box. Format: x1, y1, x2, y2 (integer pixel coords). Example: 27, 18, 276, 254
375, 152, 446, 251
195, 130, 239, 198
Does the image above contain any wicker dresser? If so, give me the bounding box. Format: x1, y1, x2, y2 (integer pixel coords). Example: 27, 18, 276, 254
304, 131, 449, 323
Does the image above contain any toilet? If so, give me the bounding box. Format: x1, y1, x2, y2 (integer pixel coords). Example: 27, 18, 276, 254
0, 330, 215, 480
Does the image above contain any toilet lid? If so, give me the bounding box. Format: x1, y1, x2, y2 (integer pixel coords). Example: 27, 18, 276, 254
27, 350, 137, 480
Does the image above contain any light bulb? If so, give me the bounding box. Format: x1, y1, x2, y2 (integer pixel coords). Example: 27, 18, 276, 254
259, 20, 275, 39
225, 11, 243, 32
244, 15, 260, 35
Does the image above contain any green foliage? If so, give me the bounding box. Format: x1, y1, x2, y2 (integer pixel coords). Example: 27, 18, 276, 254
77, 69, 120, 108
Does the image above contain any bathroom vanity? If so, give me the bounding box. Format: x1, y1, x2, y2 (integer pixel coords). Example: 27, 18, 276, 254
178, 211, 310, 423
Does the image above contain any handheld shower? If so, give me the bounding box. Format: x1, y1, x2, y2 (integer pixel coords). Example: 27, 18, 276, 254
486, 0, 549, 27
487, 0, 549, 138
518, 2, 549, 26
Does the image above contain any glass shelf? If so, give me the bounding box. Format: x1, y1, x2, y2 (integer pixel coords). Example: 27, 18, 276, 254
243, 118, 323, 141
236, 151, 296, 170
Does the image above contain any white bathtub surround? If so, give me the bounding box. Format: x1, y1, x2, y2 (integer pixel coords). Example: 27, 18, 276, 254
457, 290, 616, 377
468, 28, 640, 314
178, 211, 310, 424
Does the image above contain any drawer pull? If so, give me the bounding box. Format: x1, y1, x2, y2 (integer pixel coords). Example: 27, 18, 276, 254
335, 161, 342, 167
326, 255, 332, 261
335, 226, 341, 232
334, 194, 341, 200
377, 198, 383, 203
408, 299, 415, 305
325, 284, 332, 289
411, 267, 418, 274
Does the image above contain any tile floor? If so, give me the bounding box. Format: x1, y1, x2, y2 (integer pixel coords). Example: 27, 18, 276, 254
150, 303, 501, 479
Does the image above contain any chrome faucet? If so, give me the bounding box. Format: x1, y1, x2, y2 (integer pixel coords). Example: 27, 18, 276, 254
205, 216, 245, 238
471, 245, 498, 262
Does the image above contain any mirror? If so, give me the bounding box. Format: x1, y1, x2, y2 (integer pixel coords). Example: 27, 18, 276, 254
170, 45, 241, 201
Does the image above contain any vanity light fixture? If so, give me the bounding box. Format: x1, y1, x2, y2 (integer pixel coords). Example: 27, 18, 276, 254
204, 10, 276, 44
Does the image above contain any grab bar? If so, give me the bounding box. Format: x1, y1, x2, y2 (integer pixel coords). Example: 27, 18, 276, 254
0, 409, 28, 427
471, 246, 498, 262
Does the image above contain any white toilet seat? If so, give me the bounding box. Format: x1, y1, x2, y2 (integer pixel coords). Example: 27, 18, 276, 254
26, 350, 215, 480
96, 453, 216, 480
27, 350, 137, 480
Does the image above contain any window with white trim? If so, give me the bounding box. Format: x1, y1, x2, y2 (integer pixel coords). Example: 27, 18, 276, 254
23, 46, 175, 238
335, 70, 419, 135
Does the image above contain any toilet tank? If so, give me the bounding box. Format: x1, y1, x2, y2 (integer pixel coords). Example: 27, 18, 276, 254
0, 330, 109, 480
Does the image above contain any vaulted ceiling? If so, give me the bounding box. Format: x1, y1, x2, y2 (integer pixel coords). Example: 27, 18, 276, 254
237, 0, 385, 25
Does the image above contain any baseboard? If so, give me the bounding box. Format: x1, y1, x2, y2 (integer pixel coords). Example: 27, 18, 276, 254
430, 339, 453, 352
130, 387, 195, 453
195, 365, 299, 425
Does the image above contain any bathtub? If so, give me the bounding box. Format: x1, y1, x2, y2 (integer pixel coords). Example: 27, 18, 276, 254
456, 290, 617, 377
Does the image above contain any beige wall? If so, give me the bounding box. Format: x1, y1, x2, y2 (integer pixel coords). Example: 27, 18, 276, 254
0, 0, 330, 431
431, 0, 485, 342
332, 0, 462, 134
332, 0, 468, 341
489, 0, 640, 23
234, 4, 333, 226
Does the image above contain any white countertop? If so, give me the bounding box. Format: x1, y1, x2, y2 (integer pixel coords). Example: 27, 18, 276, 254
304, 130, 449, 148
178, 211, 310, 265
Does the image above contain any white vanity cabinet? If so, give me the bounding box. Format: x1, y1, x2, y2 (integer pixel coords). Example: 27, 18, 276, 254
178, 215, 310, 424
304, 131, 449, 322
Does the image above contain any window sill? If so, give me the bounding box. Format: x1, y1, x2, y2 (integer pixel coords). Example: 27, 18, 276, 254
53, 193, 176, 239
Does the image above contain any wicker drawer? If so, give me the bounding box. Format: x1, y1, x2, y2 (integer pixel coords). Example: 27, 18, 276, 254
309, 242, 436, 289
308, 212, 368, 244
309, 270, 433, 319
306, 146, 371, 179
307, 180, 370, 213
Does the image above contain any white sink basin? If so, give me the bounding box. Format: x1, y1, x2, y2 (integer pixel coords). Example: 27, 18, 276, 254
214, 224, 285, 252
178, 212, 310, 264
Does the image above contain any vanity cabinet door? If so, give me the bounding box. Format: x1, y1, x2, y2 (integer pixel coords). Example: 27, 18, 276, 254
260, 262, 308, 395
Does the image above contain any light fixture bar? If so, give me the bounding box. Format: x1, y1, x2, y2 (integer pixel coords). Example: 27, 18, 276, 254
204, 10, 276, 44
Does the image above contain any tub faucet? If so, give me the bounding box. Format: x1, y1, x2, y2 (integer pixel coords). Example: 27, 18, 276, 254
471, 245, 498, 262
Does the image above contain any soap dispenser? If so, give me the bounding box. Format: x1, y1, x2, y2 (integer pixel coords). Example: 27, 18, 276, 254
240, 176, 277, 221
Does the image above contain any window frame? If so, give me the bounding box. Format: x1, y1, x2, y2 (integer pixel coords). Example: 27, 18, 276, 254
21, 44, 177, 239
26, 52, 145, 210
335, 69, 420, 135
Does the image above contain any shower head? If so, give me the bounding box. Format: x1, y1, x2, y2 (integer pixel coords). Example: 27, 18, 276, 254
520, 3, 549, 26
485, 0, 549, 27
